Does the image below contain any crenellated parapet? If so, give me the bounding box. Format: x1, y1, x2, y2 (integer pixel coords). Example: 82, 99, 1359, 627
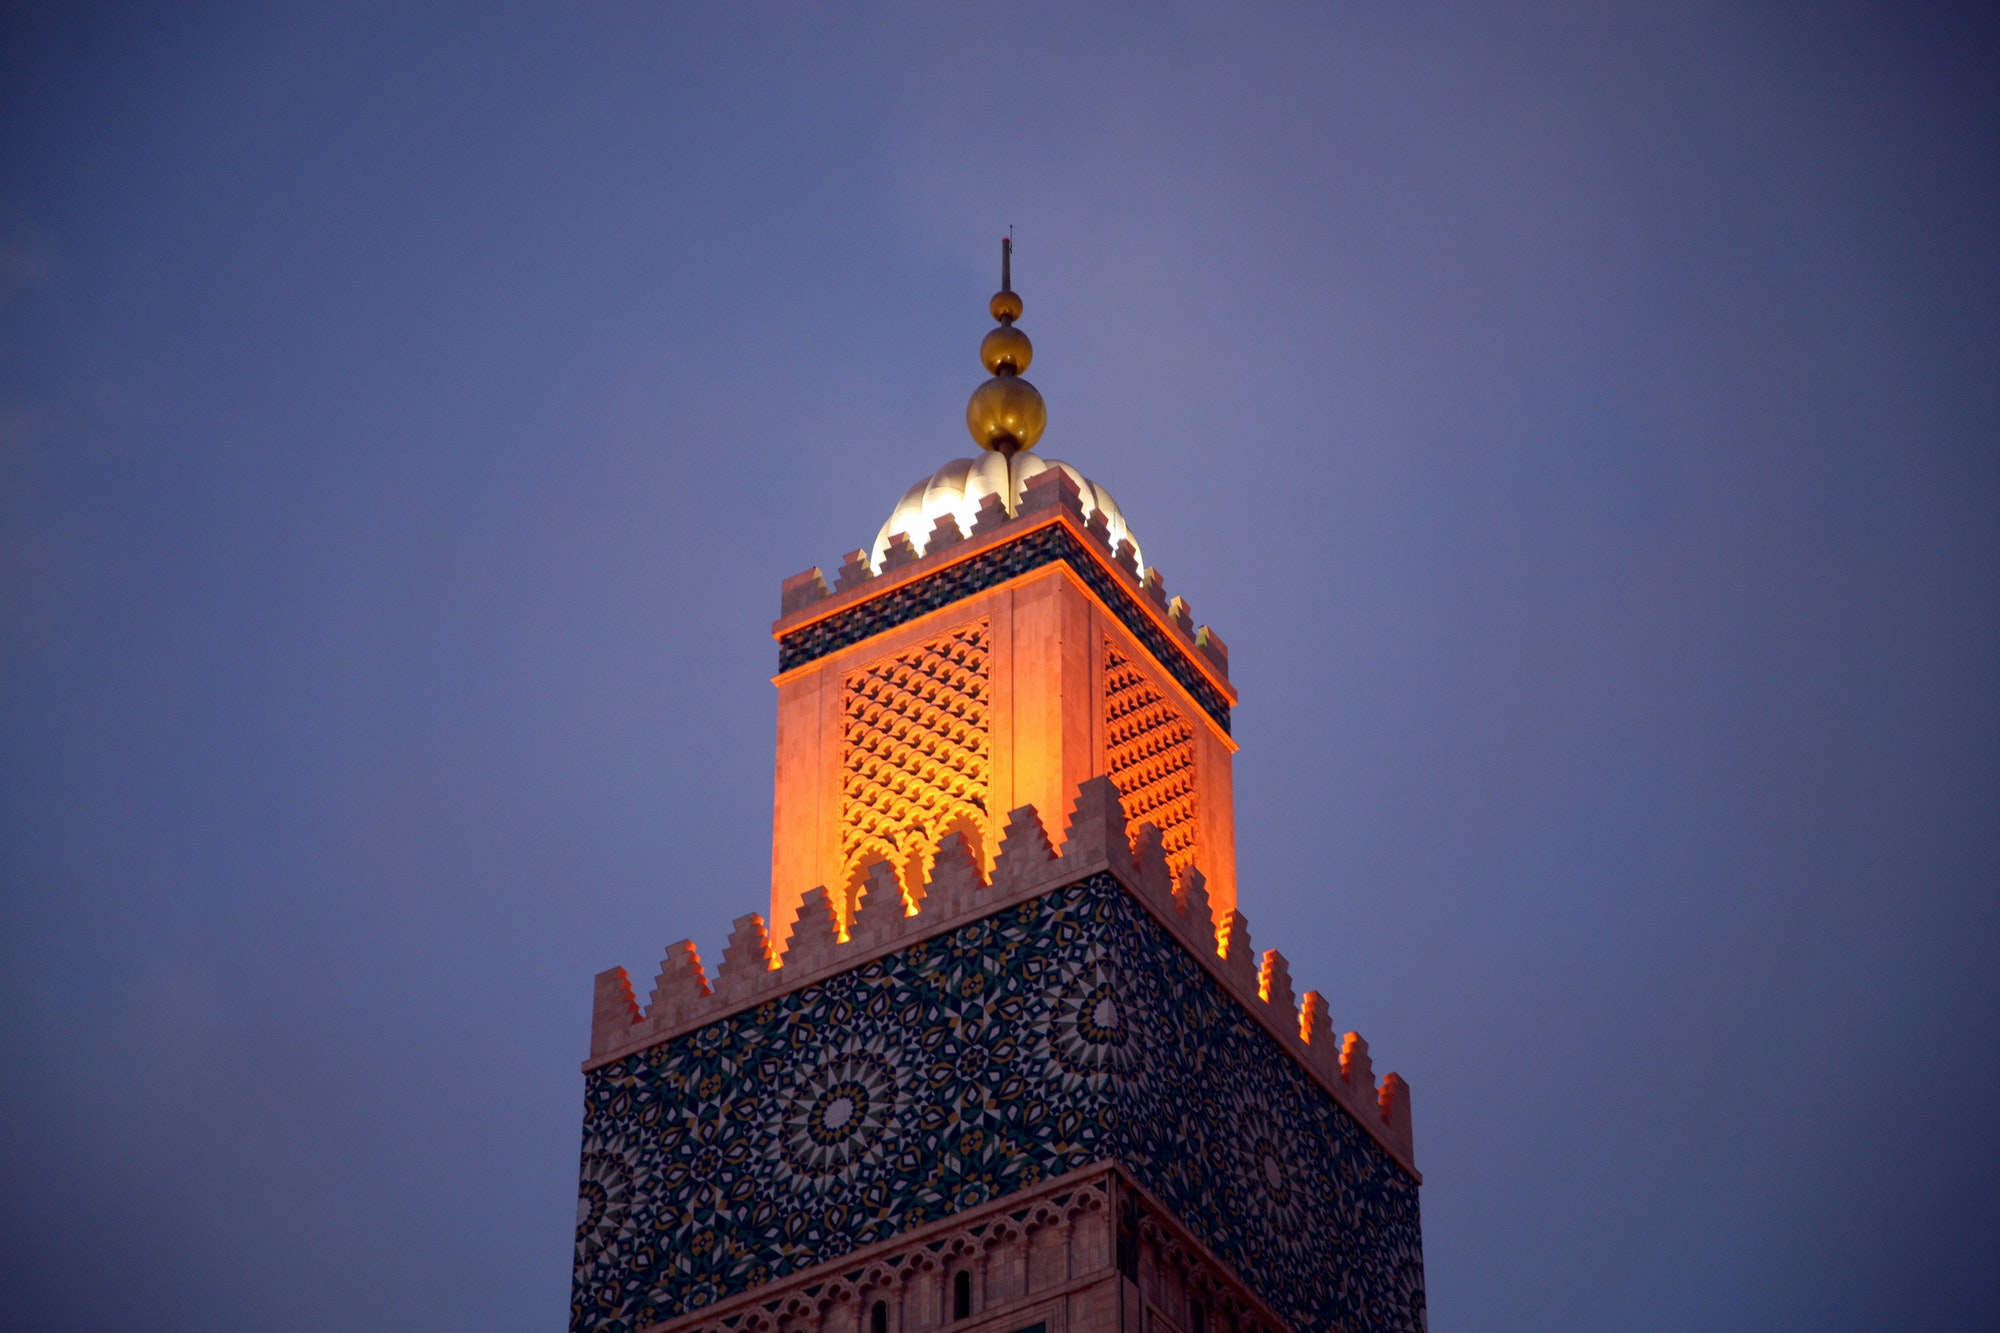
774, 468, 1232, 710
585, 775, 1416, 1176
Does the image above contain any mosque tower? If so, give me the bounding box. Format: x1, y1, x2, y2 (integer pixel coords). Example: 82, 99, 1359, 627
572, 242, 1426, 1333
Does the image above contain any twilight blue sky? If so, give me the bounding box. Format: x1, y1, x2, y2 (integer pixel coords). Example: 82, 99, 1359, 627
2, 4, 1996, 1330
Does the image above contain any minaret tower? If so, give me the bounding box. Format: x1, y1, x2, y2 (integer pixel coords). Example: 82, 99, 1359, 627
573, 245, 1426, 1333
766, 237, 1237, 939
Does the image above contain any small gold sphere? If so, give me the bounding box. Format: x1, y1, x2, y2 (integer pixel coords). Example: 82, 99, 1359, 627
966, 374, 1047, 451
989, 290, 1023, 323
979, 325, 1034, 375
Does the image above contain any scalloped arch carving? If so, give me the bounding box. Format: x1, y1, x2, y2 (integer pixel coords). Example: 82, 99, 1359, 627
840, 620, 991, 919
1104, 640, 1198, 878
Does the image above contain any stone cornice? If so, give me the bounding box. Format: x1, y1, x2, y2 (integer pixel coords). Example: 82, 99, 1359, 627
772, 491, 1235, 733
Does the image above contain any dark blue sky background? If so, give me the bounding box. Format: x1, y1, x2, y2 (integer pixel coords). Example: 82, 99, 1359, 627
3, 4, 1995, 1330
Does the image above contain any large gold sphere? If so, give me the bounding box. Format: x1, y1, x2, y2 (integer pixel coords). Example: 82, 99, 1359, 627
979, 325, 1033, 375
966, 374, 1046, 451
989, 290, 1023, 323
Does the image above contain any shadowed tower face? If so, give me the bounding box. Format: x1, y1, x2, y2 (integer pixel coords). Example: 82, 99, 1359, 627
572, 245, 1426, 1333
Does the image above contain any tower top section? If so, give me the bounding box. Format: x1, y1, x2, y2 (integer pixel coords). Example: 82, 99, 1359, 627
966, 236, 1047, 453
767, 241, 1240, 942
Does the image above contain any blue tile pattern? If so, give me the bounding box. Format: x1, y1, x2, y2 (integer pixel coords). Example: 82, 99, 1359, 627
571, 877, 1423, 1333
777, 526, 1232, 733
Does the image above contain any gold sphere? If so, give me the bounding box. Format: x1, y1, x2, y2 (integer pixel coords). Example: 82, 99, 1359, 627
979, 325, 1034, 375
966, 374, 1046, 451
989, 290, 1023, 323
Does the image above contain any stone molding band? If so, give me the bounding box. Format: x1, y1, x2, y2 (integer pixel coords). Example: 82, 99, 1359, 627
775, 497, 1234, 734
635, 1165, 1295, 1333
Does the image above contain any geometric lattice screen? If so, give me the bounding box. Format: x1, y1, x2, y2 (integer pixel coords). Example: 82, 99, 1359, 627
1104, 640, 1198, 879
840, 618, 991, 921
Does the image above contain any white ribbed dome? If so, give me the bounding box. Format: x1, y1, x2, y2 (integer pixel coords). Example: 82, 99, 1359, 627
870, 453, 1141, 573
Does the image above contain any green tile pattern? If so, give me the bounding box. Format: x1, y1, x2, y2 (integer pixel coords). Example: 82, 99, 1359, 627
572, 876, 1422, 1333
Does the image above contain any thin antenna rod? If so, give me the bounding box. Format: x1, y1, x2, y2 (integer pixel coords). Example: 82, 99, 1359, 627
1001, 235, 1012, 293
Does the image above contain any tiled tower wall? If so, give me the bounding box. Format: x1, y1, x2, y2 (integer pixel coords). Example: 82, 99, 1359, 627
1101, 886, 1427, 1332
571, 874, 1423, 1333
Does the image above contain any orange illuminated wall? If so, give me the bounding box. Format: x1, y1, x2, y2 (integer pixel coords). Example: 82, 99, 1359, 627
768, 509, 1238, 947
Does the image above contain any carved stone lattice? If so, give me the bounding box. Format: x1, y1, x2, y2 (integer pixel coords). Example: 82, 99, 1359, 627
841, 620, 991, 919
1104, 641, 1198, 879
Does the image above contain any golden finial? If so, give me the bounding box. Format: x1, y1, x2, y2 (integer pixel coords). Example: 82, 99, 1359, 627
966, 235, 1046, 454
